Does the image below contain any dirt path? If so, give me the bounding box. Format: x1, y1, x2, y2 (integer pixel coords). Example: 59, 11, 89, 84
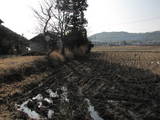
1, 53, 160, 120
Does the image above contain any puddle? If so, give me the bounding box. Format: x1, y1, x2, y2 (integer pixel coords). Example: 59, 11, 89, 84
46, 89, 59, 98
61, 86, 69, 102
85, 98, 104, 120
16, 100, 41, 120
16, 87, 69, 119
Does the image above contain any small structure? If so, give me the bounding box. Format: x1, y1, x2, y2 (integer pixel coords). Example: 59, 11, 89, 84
29, 32, 58, 53
0, 24, 29, 55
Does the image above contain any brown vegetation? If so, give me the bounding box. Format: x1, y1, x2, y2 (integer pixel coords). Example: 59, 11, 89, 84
48, 50, 65, 66
0, 56, 45, 75
92, 45, 160, 52
1, 46, 160, 120
94, 51, 160, 75
73, 45, 89, 56
48, 44, 91, 62
0, 56, 47, 84
0, 56, 54, 119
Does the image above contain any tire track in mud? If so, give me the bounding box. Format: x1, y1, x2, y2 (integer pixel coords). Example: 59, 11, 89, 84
65, 58, 151, 103
90, 53, 160, 119
6, 53, 160, 119
63, 60, 146, 120
12, 62, 92, 119
62, 54, 160, 120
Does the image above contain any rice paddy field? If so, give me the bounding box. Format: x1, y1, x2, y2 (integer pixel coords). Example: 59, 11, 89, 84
93, 46, 160, 74
92, 45, 160, 52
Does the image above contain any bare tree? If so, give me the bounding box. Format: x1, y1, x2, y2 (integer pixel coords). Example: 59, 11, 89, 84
33, 0, 70, 39
33, 0, 91, 55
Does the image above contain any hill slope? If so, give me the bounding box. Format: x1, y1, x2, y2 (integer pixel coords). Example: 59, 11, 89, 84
89, 31, 160, 45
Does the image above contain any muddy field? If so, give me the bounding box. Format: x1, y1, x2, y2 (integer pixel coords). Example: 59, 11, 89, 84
1, 51, 160, 120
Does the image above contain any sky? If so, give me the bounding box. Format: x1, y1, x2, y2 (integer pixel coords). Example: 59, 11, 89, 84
0, 0, 160, 39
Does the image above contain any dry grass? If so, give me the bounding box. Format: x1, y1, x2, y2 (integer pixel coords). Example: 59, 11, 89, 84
0, 56, 52, 119
0, 72, 50, 98
49, 50, 65, 62
92, 45, 160, 52
73, 45, 88, 56
92, 45, 160, 75
0, 71, 52, 119
64, 48, 74, 59
49, 45, 89, 61
0, 56, 45, 75
94, 50, 160, 75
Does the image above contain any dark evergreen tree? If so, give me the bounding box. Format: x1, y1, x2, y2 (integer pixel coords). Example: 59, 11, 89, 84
63, 0, 88, 31
71, 0, 88, 30
58, 0, 89, 49
56, 0, 88, 31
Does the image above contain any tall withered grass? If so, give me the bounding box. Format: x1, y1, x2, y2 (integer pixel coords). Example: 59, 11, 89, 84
49, 50, 65, 62
0, 56, 45, 75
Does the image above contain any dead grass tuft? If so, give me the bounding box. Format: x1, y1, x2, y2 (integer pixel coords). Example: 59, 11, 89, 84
73, 45, 88, 56
64, 48, 74, 59
49, 50, 65, 62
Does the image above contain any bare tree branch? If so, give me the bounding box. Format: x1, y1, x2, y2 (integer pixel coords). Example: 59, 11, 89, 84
33, 0, 69, 38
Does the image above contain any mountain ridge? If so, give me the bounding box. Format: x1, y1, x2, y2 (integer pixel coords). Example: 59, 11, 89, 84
89, 31, 160, 45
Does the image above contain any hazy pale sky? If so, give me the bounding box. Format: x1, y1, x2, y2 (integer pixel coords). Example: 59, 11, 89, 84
0, 0, 160, 39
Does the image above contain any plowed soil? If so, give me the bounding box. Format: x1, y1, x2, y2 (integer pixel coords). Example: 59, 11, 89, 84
1, 52, 160, 120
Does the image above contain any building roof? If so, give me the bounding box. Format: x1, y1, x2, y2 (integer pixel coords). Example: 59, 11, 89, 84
30, 33, 45, 42
30, 32, 57, 43
0, 19, 3, 24
0, 25, 28, 44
